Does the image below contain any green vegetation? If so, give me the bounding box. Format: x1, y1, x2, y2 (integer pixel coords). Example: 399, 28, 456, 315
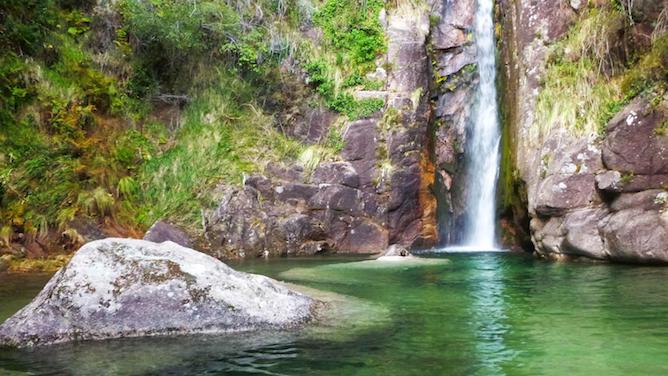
1, 0, 383, 253
655, 119, 668, 136
535, 4, 668, 137
133, 77, 304, 226
314, 0, 385, 67
5, 254, 72, 272
535, 7, 625, 136
301, 0, 386, 119
620, 172, 635, 185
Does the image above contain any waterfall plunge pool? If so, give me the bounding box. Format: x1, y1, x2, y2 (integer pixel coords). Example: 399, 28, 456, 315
2, 252, 668, 375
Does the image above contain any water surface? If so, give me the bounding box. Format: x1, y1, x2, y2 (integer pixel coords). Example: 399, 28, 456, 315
1, 253, 668, 375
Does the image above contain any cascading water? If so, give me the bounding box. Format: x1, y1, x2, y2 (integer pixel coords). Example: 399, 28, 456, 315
460, 0, 501, 250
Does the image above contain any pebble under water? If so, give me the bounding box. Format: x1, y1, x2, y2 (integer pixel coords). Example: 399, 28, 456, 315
2, 252, 668, 375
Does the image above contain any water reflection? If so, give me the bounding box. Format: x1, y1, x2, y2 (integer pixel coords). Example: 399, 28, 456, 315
466, 253, 516, 373
4, 254, 668, 375
2, 331, 300, 376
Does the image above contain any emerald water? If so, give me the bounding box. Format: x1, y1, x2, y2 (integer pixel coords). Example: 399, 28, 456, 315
2, 252, 668, 375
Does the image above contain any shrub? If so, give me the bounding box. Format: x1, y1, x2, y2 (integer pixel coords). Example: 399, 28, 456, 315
314, 0, 385, 67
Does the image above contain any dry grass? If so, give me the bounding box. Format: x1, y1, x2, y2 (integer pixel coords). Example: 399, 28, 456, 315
533, 6, 626, 138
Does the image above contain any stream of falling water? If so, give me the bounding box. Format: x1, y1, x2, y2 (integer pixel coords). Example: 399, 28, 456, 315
460, 0, 501, 250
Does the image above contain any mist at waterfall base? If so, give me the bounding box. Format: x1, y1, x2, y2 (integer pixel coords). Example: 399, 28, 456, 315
443, 0, 502, 253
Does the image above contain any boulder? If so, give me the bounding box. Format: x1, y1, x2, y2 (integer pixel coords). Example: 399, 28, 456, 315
602, 97, 668, 176
610, 190, 667, 212
143, 221, 191, 248
534, 174, 599, 216
0, 239, 314, 347
337, 218, 389, 253
595, 170, 622, 193
561, 208, 608, 259
600, 208, 668, 263
376, 244, 415, 261
382, 244, 411, 257
531, 216, 566, 255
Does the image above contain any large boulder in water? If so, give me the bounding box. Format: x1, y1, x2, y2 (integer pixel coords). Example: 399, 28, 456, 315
0, 238, 314, 348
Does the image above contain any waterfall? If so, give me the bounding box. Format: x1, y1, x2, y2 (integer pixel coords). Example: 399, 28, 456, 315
461, 0, 501, 250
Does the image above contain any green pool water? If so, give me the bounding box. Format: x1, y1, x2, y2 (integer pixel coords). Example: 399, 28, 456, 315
1, 252, 668, 375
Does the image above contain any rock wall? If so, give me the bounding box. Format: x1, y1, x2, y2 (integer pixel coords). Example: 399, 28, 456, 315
498, 0, 668, 263
429, 0, 478, 244
202, 2, 439, 258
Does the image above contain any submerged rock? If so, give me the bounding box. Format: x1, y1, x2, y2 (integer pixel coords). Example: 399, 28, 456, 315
381, 244, 411, 257
377, 244, 414, 261
0, 238, 314, 348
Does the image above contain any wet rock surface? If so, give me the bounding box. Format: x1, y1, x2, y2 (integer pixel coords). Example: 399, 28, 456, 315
429, 0, 478, 242
0, 239, 314, 347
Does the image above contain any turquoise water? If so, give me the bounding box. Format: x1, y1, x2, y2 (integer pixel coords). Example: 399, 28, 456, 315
2, 252, 668, 375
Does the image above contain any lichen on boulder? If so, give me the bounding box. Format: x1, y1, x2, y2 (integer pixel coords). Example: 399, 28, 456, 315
0, 238, 315, 348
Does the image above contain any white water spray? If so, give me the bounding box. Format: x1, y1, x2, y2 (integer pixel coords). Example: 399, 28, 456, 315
461, 0, 501, 250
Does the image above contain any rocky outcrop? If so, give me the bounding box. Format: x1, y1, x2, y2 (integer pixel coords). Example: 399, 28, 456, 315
203, 159, 389, 258
0, 238, 314, 347
498, 0, 668, 263
528, 96, 668, 264
384, 4, 438, 247
601, 98, 668, 185
202, 4, 441, 258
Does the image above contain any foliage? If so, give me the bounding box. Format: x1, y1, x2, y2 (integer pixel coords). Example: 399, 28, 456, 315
534, 5, 667, 137
299, 0, 386, 119
314, 0, 385, 68
0, 0, 57, 54
304, 59, 384, 119
132, 72, 305, 227
0, 0, 384, 252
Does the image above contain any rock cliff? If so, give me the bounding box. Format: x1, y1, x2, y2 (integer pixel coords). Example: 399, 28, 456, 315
202, 3, 440, 257
498, 0, 668, 263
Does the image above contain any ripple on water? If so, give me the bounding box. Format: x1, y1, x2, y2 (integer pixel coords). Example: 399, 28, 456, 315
3, 253, 668, 375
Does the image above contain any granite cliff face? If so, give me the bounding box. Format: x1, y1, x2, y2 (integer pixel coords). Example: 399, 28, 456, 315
497, 0, 668, 263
